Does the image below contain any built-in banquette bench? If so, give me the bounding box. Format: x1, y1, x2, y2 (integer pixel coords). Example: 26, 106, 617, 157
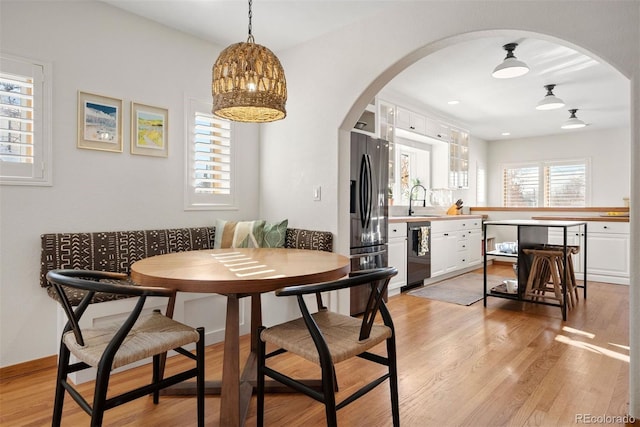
40, 226, 333, 305
39, 225, 333, 383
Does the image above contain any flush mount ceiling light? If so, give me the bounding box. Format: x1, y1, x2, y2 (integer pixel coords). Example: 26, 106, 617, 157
561, 109, 587, 129
536, 84, 565, 110
211, 0, 287, 122
492, 43, 530, 79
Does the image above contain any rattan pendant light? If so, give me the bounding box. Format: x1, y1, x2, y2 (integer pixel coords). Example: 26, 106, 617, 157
212, 0, 287, 122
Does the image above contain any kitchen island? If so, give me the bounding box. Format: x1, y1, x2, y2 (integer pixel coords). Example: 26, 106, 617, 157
483, 219, 587, 320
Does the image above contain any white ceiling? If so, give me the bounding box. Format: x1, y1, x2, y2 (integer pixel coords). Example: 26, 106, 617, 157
101, 0, 630, 141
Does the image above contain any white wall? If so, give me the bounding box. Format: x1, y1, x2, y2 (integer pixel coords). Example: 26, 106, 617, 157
486, 127, 630, 206
0, 1, 260, 367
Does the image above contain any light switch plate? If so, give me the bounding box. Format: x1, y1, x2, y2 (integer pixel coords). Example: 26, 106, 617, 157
313, 185, 321, 201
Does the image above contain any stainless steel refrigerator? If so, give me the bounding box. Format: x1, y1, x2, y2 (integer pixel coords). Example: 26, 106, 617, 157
349, 131, 389, 315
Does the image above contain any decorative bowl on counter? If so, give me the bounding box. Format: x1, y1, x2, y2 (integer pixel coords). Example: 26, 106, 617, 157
495, 241, 518, 254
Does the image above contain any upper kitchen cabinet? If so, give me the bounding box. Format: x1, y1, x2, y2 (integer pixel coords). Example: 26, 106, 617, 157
379, 101, 395, 143
396, 107, 426, 134
380, 99, 473, 195
353, 99, 377, 136
449, 129, 469, 189
379, 101, 396, 186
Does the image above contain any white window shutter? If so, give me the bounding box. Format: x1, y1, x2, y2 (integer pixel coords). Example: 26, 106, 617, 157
0, 54, 51, 185
184, 98, 235, 210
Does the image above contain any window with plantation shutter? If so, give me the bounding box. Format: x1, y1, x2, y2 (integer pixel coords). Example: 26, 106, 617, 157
503, 165, 539, 207
185, 98, 236, 210
502, 159, 588, 207
0, 54, 51, 185
545, 161, 586, 207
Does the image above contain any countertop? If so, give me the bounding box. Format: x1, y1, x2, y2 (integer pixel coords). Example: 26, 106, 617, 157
484, 219, 588, 227
531, 215, 629, 223
389, 214, 484, 223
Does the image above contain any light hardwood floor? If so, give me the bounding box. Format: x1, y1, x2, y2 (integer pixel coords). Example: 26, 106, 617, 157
1, 264, 635, 426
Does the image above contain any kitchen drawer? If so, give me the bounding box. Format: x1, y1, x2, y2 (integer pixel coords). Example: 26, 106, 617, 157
458, 219, 482, 230
388, 223, 407, 238
458, 229, 477, 239
431, 219, 460, 233
432, 218, 482, 233
587, 221, 629, 234
457, 238, 472, 252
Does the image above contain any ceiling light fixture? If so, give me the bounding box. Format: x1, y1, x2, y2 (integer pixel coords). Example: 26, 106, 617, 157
561, 109, 586, 129
492, 43, 529, 79
211, 0, 287, 122
536, 84, 565, 110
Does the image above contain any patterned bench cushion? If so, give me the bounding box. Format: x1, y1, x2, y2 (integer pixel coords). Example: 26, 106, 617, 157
41, 226, 333, 305
41, 227, 216, 304
285, 228, 333, 252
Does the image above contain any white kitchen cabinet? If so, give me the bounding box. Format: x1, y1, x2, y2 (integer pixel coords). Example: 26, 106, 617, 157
431, 218, 482, 278
396, 107, 426, 134
466, 228, 483, 267
449, 129, 469, 189
430, 228, 458, 277
388, 222, 407, 293
456, 218, 482, 269
550, 221, 630, 284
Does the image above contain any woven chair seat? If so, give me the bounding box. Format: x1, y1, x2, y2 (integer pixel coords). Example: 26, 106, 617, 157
63, 311, 201, 370
260, 310, 392, 365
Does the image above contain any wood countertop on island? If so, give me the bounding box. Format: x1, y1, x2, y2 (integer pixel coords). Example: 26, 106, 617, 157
531, 215, 629, 222
469, 207, 629, 223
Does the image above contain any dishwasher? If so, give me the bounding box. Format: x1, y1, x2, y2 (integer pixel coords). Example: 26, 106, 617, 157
406, 221, 431, 288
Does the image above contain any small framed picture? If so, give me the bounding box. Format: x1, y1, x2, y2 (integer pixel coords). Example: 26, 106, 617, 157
77, 91, 123, 152
131, 102, 168, 157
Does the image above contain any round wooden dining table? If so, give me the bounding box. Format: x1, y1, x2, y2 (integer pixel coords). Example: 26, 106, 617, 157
131, 247, 350, 427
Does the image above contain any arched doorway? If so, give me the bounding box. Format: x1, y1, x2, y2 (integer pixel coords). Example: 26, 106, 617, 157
337, 28, 636, 418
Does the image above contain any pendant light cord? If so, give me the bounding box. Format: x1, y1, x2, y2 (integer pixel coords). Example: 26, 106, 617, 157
247, 0, 255, 43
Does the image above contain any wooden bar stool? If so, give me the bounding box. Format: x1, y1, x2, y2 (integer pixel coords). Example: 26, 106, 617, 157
523, 248, 565, 306
544, 244, 580, 308
523, 246, 580, 311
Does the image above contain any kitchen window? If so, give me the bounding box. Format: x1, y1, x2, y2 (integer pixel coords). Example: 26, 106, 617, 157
0, 54, 52, 186
503, 159, 588, 207
184, 97, 236, 210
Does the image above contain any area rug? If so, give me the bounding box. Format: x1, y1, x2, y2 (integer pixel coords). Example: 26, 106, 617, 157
407, 272, 510, 306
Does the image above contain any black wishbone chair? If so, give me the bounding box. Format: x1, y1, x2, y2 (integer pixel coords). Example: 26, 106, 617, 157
46, 269, 205, 427
257, 267, 399, 427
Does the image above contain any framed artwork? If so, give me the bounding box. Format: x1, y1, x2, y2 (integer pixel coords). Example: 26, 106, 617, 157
130, 102, 168, 157
77, 91, 123, 152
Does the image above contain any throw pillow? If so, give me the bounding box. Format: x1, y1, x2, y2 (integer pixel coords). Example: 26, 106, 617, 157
214, 219, 265, 249
262, 219, 288, 248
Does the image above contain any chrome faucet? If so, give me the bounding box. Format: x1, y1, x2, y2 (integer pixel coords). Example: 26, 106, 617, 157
408, 184, 428, 216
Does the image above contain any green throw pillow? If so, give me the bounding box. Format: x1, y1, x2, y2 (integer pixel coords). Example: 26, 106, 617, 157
214, 219, 265, 248
262, 219, 288, 248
